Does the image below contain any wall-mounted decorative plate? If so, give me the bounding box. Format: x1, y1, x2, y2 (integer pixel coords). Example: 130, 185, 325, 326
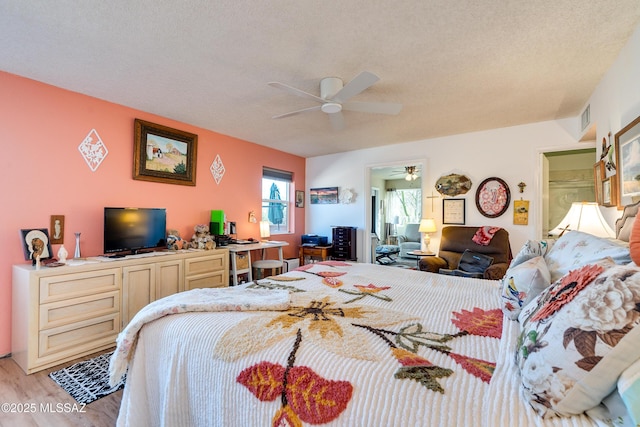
435, 174, 472, 197
475, 177, 510, 218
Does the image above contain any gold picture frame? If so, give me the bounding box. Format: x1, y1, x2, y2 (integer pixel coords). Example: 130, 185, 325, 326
133, 119, 198, 186
614, 114, 640, 208
593, 161, 604, 205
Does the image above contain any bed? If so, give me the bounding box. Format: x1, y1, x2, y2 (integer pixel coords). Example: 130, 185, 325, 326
109, 219, 640, 426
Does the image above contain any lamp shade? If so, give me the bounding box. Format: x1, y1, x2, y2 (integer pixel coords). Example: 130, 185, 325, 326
259, 220, 271, 239
548, 202, 615, 238
419, 218, 437, 233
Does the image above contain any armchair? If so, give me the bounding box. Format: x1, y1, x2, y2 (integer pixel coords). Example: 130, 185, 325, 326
397, 223, 421, 258
418, 226, 512, 280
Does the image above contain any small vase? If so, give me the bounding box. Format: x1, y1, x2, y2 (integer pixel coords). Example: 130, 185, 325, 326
57, 245, 68, 263
74, 232, 81, 258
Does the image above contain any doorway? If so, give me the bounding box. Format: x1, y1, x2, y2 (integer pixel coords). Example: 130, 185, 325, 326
539, 147, 596, 237
365, 160, 426, 263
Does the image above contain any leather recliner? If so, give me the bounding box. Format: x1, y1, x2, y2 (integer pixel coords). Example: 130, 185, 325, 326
418, 226, 512, 280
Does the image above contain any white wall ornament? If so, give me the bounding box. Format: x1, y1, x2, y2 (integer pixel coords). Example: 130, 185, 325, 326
339, 188, 357, 204
210, 154, 225, 185
78, 128, 108, 171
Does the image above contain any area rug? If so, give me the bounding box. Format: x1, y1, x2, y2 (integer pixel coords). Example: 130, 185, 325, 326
49, 351, 125, 404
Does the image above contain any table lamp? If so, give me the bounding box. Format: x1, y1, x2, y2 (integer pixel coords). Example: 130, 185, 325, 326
548, 202, 615, 238
419, 218, 437, 253
259, 220, 271, 241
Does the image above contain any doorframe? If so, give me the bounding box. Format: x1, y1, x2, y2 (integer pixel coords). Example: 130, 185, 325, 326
535, 144, 596, 239
364, 158, 427, 263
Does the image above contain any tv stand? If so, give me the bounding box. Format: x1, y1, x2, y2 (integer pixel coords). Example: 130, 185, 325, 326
12, 249, 229, 374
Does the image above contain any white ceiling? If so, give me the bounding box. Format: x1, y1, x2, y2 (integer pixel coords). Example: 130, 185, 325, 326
1, 1, 639, 158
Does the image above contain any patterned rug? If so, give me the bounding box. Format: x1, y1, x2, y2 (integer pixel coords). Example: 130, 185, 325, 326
49, 351, 125, 404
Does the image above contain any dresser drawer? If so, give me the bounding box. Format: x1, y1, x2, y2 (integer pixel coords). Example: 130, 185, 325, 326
39, 268, 121, 304
185, 270, 227, 290
38, 313, 120, 358
185, 253, 225, 276
39, 291, 120, 330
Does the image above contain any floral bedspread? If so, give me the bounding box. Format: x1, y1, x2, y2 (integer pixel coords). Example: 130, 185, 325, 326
113, 261, 566, 427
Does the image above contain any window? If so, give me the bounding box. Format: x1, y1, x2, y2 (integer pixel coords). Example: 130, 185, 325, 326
262, 167, 293, 235
386, 188, 422, 225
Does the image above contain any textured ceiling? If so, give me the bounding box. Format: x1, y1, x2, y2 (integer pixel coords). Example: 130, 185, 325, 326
1, 1, 639, 158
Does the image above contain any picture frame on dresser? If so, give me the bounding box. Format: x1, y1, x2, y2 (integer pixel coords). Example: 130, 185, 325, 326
614, 114, 640, 208
20, 228, 53, 262
133, 118, 198, 186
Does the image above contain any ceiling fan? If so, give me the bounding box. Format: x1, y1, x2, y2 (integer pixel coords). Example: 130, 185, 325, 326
389, 165, 420, 181
268, 71, 403, 130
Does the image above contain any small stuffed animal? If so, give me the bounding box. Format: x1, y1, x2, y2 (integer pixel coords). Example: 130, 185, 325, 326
190, 224, 216, 250
166, 229, 184, 250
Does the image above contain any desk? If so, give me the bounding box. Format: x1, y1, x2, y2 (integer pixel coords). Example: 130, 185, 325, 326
227, 241, 289, 285
299, 245, 332, 265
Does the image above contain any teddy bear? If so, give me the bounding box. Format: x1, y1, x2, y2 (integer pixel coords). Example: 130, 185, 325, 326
166, 229, 184, 251
190, 224, 216, 250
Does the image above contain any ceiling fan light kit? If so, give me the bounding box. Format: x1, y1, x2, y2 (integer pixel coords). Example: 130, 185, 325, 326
268, 71, 403, 130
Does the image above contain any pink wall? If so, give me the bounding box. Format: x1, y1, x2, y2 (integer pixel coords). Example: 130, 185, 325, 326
0, 71, 305, 356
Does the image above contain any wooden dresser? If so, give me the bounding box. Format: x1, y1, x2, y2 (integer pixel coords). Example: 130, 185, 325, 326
12, 249, 228, 374
331, 226, 357, 261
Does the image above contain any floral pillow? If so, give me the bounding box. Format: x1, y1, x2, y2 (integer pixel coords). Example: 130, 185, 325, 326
544, 230, 631, 282
500, 256, 550, 320
618, 358, 640, 425
509, 239, 554, 269
516, 260, 640, 418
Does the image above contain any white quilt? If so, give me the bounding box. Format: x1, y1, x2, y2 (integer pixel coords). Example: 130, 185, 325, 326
113, 261, 602, 427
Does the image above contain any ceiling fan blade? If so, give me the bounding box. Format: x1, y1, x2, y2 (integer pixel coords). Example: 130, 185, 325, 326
268, 82, 325, 103
328, 111, 345, 130
330, 71, 380, 103
272, 105, 322, 119
342, 101, 403, 115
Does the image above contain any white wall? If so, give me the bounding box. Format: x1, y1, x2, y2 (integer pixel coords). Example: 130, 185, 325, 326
306, 119, 582, 262
306, 22, 640, 263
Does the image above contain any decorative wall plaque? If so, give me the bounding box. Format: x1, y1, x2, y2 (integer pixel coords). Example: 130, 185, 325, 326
435, 174, 472, 197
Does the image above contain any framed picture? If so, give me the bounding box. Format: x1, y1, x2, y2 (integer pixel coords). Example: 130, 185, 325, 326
443, 198, 465, 224
133, 119, 198, 186
614, 115, 640, 207
20, 228, 53, 263
593, 161, 604, 204
295, 190, 304, 208
475, 177, 511, 218
602, 177, 618, 207
309, 187, 338, 204
50, 215, 65, 244
513, 200, 529, 225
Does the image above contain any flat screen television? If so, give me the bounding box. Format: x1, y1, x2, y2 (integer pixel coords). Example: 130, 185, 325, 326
104, 207, 167, 256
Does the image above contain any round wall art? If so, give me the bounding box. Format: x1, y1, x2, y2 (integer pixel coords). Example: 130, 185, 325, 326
475, 177, 510, 218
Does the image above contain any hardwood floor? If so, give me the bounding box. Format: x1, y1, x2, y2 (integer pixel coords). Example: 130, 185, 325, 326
0, 352, 121, 427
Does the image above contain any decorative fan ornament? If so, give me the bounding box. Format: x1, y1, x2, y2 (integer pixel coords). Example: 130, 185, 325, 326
268, 71, 402, 130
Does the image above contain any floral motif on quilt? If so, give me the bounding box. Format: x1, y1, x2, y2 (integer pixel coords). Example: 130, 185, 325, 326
516, 263, 640, 418
215, 276, 503, 426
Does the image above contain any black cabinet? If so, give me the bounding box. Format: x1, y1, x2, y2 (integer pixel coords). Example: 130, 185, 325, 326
332, 226, 357, 261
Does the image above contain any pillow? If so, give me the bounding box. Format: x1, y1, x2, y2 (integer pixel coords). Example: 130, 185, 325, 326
618, 358, 640, 425
500, 256, 550, 320
630, 215, 640, 264
544, 230, 631, 282
510, 239, 554, 269
617, 216, 635, 242
516, 261, 640, 418
439, 250, 494, 279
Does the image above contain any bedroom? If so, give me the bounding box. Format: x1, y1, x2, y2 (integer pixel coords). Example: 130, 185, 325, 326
1, 1, 640, 426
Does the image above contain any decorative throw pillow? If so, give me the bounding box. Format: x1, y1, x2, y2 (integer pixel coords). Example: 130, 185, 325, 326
500, 256, 550, 320
544, 230, 631, 282
510, 239, 554, 270
618, 358, 640, 425
630, 216, 640, 265
516, 261, 640, 418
